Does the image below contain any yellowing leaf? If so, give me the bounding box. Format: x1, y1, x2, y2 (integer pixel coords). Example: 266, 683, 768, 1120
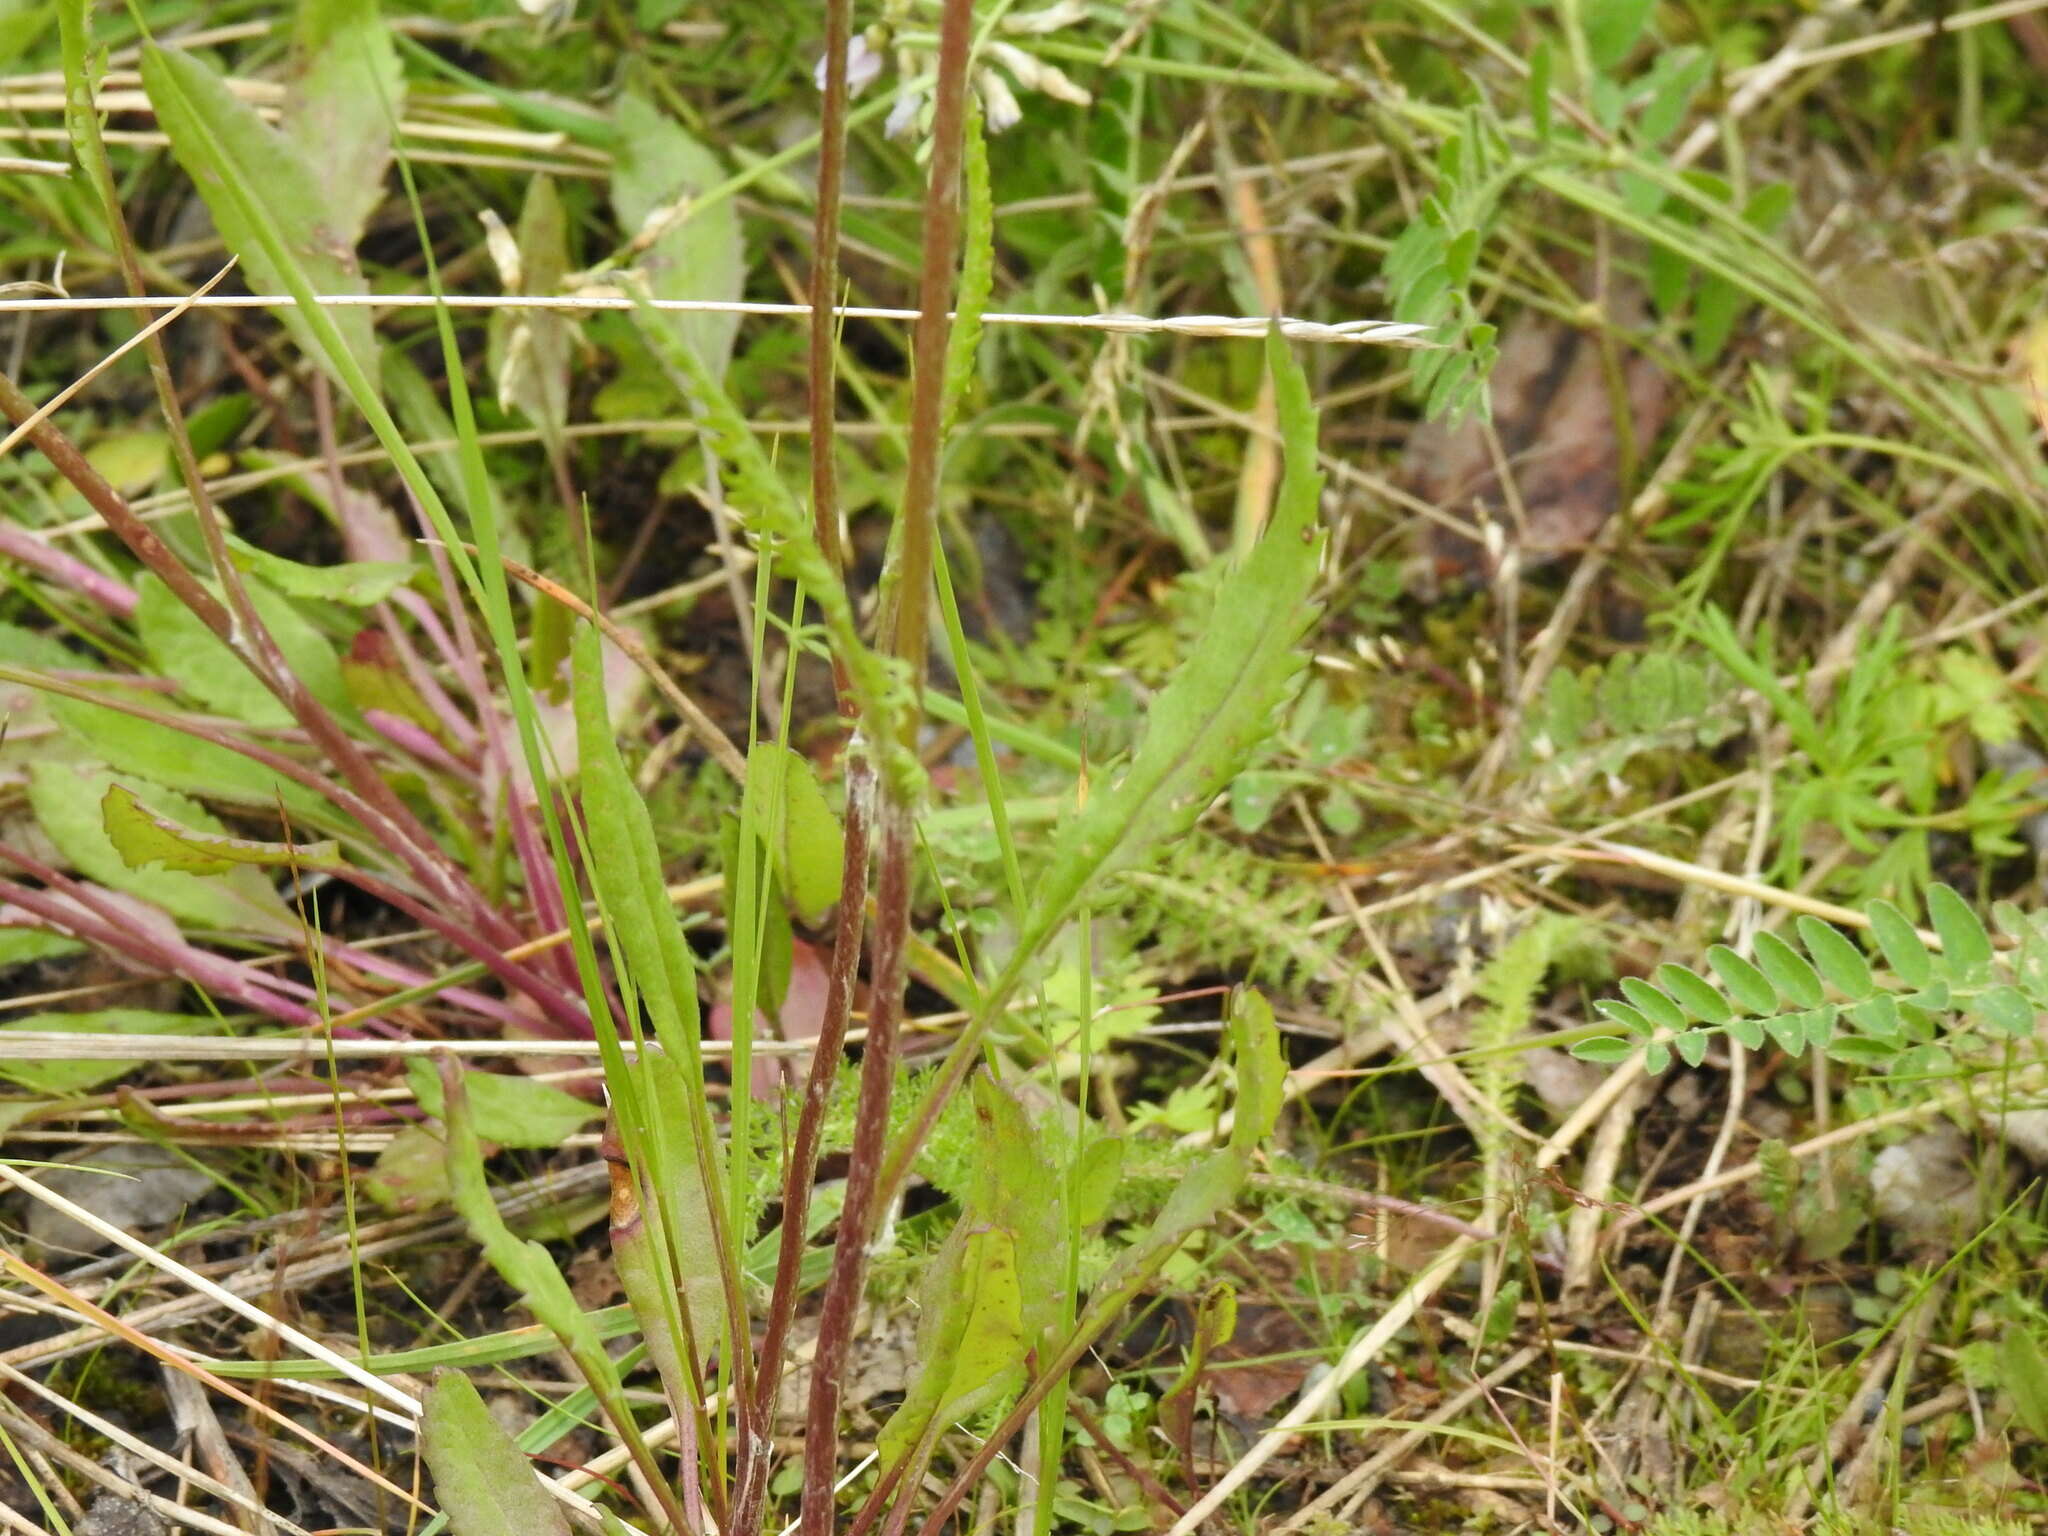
102, 782, 342, 877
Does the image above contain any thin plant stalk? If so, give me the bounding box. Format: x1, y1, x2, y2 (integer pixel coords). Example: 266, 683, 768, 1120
796, 0, 977, 1530
732, 0, 870, 1526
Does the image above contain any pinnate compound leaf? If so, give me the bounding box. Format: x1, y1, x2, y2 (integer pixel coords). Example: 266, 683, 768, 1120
1656, 962, 1730, 1025
1866, 900, 1933, 989
279, 0, 402, 246
1753, 931, 1823, 1010
1796, 916, 1873, 1000
1707, 944, 1778, 1015
27, 763, 292, 935
103, 784, 341, 877
140, 41, 379, 391
407, 1059, 601, 1150
421, 1369, 572, 1536
1927, 883, 1993, 984
1017, 330, 1324, 962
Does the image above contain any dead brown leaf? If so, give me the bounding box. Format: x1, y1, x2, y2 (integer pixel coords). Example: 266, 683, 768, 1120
1408, 303, 1670, 581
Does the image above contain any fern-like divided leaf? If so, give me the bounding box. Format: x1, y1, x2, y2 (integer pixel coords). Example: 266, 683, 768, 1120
1572, 884, 2027, 1077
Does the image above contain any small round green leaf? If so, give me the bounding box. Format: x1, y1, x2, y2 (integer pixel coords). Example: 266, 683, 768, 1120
1726, 1016, 1766, 1051
1825, 1035, 1898, 1068
1655, 963, 1731, 1025
1619, 977, 1687, 1033
1571, 1035, 1637, 1065
1673, 1029, 1710, 1068
1707, 945, 1779, 1015
1971, 985, 2035, 1040
1927, 884, 1992, 984
1866, 899, 1933, 989
1849, 993, 1901, 1039
1795, 917, 1873, 1001
1754, 931, 1824, 1010
1594, 999, 1653, 1036
1764, 1014, 1807, 1053
1642, 1040, 1671, 1075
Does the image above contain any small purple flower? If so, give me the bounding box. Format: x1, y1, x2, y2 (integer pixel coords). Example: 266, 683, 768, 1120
814, 34, 883, 96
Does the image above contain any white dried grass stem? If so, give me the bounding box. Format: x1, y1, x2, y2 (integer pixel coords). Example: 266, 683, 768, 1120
0, 291, 1433, 346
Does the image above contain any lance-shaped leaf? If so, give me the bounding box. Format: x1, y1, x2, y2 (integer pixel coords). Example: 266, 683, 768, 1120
572, 628, 738, 1367
225, 535, 414, 607
876, 1074, 1064, 1474
743, 743, 846, 926
102, 783, 343, 877
134, 574, 357, 731
140, 41, 379, 391
43, 690, 332, 826
279, 0, 402, 246
1228, 986, 1288, 1155
612, 90, 743, 378
1014, 331, 1324, 965
421, 1369, 573, 1536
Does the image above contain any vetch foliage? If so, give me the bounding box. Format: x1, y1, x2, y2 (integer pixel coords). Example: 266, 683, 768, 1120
1574, 885, 2042, 1081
